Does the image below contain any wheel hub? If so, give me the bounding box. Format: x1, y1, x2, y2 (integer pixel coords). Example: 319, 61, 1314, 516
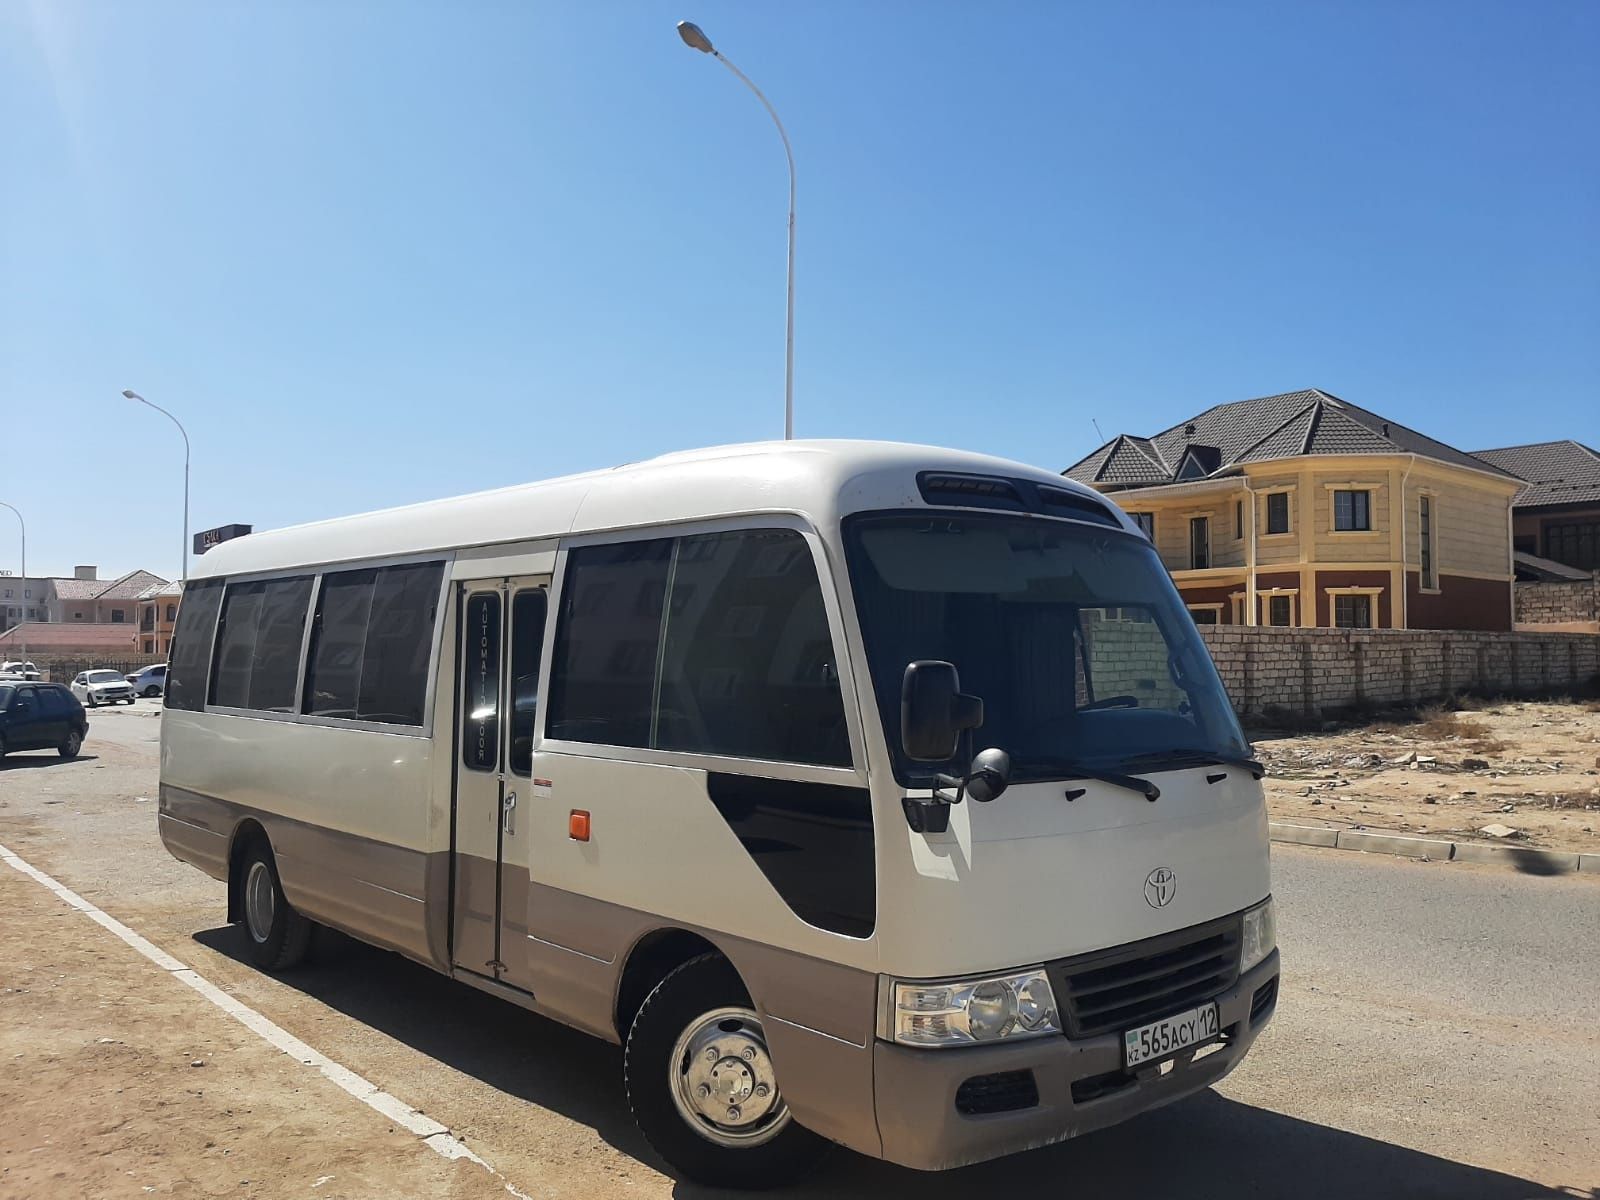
670, 1007, 789, 1147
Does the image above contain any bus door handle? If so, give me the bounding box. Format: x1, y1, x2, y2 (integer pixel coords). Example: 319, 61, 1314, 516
502, 790, 517, 835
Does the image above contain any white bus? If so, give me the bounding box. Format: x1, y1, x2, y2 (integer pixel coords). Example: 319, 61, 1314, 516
158, 440, 1278, 1187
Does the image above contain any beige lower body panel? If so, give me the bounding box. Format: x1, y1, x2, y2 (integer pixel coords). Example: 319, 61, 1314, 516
158, 784, 441, 970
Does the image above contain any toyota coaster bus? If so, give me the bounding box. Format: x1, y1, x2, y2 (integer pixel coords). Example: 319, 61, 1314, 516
158, 440, 1278, 1187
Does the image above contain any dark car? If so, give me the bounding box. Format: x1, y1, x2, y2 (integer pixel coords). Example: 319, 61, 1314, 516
0, 682, 88, 761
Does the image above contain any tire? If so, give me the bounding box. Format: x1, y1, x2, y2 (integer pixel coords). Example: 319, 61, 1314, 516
624, 954, 828, 1189
143, 685, 161, 698
0, 733, 7, 761
58, 728, 83, 759
86, 695, 96, 708
237, 841, 314, 971
126, 697, 136, 705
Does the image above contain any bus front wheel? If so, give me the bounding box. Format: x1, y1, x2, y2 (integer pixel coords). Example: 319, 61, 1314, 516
623, 953, 827, 1189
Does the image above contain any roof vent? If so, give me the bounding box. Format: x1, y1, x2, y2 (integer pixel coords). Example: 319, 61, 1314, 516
1184, 423, 1197, 438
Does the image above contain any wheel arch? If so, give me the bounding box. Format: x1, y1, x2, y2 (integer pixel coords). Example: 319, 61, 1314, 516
613, 926, 734, 1042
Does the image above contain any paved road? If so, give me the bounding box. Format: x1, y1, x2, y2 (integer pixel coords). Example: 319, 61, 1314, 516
3, 705, 1596, 1198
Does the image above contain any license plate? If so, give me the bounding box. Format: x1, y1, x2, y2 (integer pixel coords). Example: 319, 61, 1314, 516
1124, 1003, 1220, 1068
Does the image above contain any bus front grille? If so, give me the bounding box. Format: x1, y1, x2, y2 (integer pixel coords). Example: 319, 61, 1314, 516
1047, 915, 1242, 1040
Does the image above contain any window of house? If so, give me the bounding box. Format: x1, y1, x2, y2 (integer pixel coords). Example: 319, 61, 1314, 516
210, 577, 313, 712
1265, 492, 1290, 535
1334, 489, 1372, 531
1189, 517, 1209, 569
165, 580, 224, 712
167, 604, 177, 621
1188, 607, 1219, 624
1235, 500, 1244, 539
1420, 495, 1436, 589
303, 562, 445, 725
1130, 512, 1155, 541
1268, 595, 1293, 627
547, 530, 849, 767
111, 609, 125, 623
1334, 594, 1373, 629
1546, 520, 1598, 571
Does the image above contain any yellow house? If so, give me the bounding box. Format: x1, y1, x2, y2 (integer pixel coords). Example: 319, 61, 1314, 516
1063, 390, 1522, 630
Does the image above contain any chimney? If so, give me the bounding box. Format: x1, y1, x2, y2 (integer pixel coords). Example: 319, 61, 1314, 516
74, 565, 98, 581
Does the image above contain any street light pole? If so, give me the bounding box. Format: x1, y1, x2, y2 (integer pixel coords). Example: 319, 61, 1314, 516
0, 500, 24, 668
676, 20, 797, 440
122, 390, 190, 585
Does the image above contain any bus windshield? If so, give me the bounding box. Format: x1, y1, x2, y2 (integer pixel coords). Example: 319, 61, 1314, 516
843, 512, 1249, 786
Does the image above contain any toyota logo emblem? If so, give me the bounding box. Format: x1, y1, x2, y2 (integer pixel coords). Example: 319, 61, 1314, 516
1144, 868, 1177, 909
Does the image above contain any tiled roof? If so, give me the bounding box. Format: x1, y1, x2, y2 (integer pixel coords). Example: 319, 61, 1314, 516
95, 570, 168, 601
1472, 440, 1600, 508
46, 570, 169, 602
1064, 389, 1515, 489
50, 578, 106, 600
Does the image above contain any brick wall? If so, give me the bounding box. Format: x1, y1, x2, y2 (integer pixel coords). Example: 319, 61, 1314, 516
1198, 626, 1600, 716
1515, 576, 1599, 627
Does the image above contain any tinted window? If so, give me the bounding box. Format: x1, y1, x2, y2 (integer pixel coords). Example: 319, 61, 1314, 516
546, 540, 672, 748
508, 589, 548, 776
656, 531, 848, 766
304, 562, 443, 725
210, 584, 265, 707
166, 580, 224, 711
461, 591, 502, 771
359, 563, 445, 725
39, 687, 69, 716
0, 685, 13, 708
305, 571, 375, 718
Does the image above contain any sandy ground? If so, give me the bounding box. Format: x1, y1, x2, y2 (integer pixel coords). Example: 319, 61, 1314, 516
0, 868, 509, 1200
1254, 699, 1600, 852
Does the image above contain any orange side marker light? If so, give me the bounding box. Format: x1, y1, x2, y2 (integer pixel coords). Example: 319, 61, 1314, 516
569, 810, 591, 842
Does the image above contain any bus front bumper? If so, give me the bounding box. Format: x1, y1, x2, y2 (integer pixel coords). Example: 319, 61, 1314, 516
871, 950, 1279, 1172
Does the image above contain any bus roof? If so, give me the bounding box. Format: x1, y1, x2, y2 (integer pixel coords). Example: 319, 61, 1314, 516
191, 439, 1126, 579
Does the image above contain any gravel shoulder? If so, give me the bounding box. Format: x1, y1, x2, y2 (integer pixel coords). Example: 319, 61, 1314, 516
1255, 699, 1600, 853
0, 866, 509, 1200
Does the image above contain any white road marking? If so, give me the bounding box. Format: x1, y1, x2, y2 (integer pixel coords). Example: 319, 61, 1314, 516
0, 839, 533, 1200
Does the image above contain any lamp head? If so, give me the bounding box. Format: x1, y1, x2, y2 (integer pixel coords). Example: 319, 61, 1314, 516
676, 21, 715, 54
121, 389, 140, 400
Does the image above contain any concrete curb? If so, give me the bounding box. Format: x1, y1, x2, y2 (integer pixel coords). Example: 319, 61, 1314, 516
1269, 821, 1595, 875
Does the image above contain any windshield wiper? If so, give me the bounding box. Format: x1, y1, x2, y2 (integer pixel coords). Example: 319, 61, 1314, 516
1116, 749, 1266, 779
1020, 759, 1161, 802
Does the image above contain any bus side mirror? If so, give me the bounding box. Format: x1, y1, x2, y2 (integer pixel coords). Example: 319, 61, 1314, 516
965, 748, 1012, 804
901, 660, 983, 762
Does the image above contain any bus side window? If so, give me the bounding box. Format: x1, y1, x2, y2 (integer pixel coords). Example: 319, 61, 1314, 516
508, 589, 548, 776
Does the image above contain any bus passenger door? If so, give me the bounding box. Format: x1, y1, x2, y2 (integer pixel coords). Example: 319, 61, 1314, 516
450, 577, 549, 992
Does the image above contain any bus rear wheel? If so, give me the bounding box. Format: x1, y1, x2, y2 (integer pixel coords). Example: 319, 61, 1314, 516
238, 841, 313, 971
623, 953, 827, 1189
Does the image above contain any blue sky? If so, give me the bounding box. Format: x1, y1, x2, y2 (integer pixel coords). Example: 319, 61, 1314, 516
2, 1, 1595, 582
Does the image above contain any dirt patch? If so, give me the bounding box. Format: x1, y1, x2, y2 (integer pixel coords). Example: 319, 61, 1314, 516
0, 868, 508, 1200
1253, 699, 1600, 853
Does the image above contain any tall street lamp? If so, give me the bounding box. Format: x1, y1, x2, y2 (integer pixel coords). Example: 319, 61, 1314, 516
0, 500, 24, 667
122, 389, 191, 585
676, 19, 797, 440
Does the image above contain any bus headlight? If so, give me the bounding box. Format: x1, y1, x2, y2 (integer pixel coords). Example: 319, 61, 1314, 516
1240, 898, 1276, 974
892, 970, 1060, 1048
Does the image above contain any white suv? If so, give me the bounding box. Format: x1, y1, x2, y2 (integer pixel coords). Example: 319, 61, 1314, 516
1, 660, 42, 681
72, 669, 137, 707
